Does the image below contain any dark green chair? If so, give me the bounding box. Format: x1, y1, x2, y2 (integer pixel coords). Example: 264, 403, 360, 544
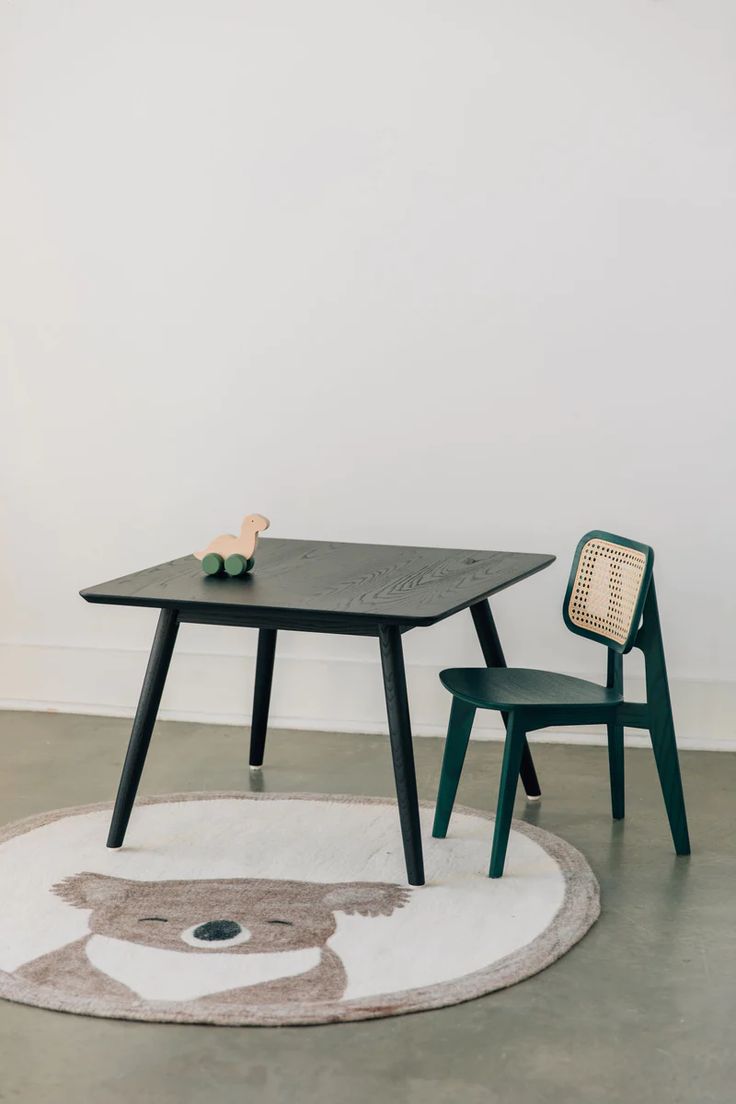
432, 531, 691, 877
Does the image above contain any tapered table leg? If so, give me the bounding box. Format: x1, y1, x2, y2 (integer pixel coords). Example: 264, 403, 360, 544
470, 600, 541, 799
378, 625, 425, 886
249, 628, 278, 768
107, 608, 179, 847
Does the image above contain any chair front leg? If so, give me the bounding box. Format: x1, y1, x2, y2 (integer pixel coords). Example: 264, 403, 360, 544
432, 697, 476, 839
607, 720, 625, 820
489, 711, 527, 878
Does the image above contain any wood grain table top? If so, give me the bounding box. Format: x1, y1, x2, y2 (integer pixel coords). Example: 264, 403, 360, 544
81, 538, 555, 631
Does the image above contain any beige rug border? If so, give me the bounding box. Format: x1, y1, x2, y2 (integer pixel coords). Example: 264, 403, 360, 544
0, 792, 600, 1026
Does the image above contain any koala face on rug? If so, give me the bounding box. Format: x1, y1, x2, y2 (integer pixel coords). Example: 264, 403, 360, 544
52, 873, 410, 955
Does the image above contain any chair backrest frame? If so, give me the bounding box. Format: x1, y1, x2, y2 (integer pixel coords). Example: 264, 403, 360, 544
563, 530, 654, 655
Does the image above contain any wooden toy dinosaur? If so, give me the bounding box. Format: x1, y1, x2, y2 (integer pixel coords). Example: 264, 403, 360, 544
195, 514, 270, 577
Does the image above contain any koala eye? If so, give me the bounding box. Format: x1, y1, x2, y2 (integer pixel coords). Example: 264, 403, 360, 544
138, 917, 169, 923
266, 919, 293, 926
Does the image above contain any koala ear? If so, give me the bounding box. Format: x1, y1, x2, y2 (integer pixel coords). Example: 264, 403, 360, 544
52, 872, 128, 910
322, 882, 411, 917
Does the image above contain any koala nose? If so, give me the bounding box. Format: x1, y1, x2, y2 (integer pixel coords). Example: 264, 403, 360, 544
192, 919, 242, 942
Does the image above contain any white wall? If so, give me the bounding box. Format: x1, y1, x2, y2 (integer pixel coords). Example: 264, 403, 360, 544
2, 1, 735, 748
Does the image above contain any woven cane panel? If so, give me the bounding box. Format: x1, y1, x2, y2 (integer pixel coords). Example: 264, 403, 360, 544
568, 539, 647, 646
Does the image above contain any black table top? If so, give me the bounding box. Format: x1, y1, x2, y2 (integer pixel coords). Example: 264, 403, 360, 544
81, 538, 555, 632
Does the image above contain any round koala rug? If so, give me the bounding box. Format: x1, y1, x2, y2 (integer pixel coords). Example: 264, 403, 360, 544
0, 793, 599, 1026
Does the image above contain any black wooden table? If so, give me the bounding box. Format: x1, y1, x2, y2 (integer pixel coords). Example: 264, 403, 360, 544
81, 538, 554, 885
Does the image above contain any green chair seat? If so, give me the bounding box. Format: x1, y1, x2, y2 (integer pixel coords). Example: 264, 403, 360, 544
439, 667, 622, 712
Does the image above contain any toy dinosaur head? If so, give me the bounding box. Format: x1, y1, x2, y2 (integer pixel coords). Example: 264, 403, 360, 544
241, 514, 270, 535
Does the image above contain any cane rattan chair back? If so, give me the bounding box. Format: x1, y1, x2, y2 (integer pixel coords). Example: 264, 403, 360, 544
563, 531, 654, 654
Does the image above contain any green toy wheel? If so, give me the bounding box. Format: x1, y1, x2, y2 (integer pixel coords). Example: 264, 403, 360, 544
202, 553, 225, 576
225, 553, 253, 577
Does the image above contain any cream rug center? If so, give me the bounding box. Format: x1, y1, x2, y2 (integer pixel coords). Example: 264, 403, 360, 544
0, 793, 599, 1025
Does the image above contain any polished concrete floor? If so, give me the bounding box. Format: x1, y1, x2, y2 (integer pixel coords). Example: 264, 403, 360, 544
0, 710, 734, 1103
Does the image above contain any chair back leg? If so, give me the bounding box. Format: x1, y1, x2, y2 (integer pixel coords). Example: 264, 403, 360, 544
432, 697, 476, 839
489, 711, 527, 878
637, 581, 691, 856
648, 699, 690, 855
